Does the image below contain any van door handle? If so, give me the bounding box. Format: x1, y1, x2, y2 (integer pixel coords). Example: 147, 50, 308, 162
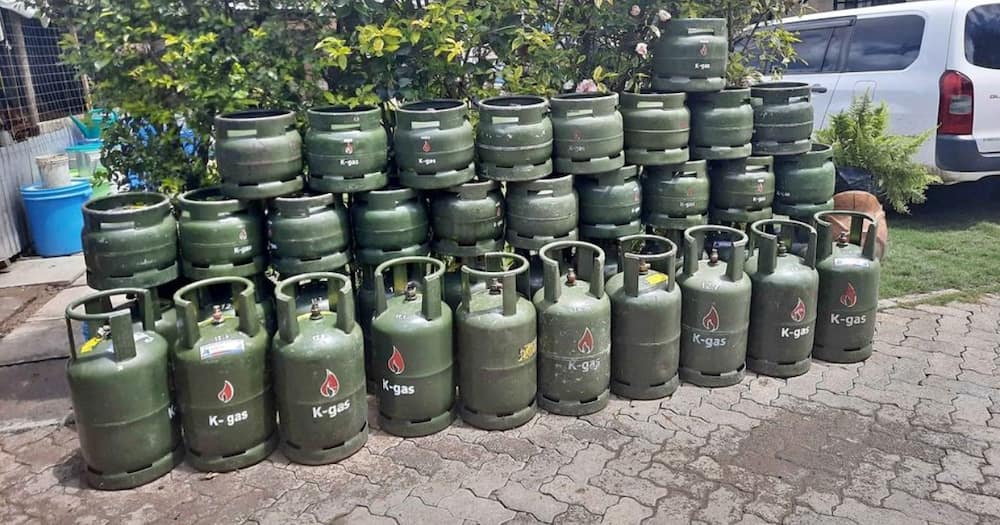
811, 84, 828, 94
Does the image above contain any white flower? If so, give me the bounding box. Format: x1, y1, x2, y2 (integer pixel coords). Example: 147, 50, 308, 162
657, 9, 671, 22
629, 5, 641, 17
576, 79, 598, 93
563, 79, 576, 91
316, 79, 329, 91
635, 42, 648, 58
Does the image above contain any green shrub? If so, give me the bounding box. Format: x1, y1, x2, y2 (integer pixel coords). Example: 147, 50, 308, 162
816, 93, 940, 214
37, 0, 802, 192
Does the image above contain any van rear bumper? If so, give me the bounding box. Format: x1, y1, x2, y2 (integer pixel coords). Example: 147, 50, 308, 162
936, 135, 1000, 172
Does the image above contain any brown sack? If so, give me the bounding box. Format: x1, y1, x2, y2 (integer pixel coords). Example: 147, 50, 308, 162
830, 191, 889, 260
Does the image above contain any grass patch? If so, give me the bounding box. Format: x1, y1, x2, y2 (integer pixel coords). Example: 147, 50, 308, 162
881, 176, 1000, 298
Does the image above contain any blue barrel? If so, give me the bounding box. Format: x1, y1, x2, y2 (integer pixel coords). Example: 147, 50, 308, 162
21, 178, 93, 256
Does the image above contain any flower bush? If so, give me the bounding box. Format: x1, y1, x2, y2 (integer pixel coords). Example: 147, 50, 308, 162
36, 0, 802, 192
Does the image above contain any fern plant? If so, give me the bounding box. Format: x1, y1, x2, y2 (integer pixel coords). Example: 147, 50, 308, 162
816, 93, 939, 213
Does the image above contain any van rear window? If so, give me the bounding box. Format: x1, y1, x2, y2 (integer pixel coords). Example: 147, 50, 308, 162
845, 15, 924, 72
966, 5, 1000, 69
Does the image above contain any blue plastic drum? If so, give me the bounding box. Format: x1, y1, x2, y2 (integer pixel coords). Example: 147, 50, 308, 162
21, 178, 93, 256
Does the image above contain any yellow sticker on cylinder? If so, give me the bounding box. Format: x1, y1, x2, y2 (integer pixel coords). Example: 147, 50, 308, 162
646, 273, 668, 286
518, 340, 537, 362
79, 336, 102, 355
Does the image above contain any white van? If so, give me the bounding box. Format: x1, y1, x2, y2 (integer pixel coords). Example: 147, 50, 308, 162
757, 0, 1000, 183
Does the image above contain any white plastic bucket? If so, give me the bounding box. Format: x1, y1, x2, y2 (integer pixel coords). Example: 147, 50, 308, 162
36, 154, 72, 189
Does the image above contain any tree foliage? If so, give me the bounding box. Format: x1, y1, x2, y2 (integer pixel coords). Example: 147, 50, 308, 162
817, 93, 939, 214
36, 0, 802, 192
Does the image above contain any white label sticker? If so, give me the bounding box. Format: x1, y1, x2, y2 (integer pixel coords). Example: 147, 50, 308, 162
199, 339, 245, 360
833, 258, 871, 268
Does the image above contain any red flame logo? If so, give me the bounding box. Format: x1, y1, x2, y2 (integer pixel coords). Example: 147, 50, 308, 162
577, 327, 594, 354
218, 380, 234, 404
573, 129, 582, 141
686, 186, 695, 197
840, 283, 858, 308
319, 369, 340, 398
755, 181, 765, 193
422, 140, 432, 153
790, 298, 807, 322
702, 304, 720, 332
344, 141, 354, 154
699, 43, 709, 57
388, 347, 405, 375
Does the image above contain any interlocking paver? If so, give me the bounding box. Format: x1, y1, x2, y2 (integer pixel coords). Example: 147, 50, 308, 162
495, 481, 568, 522
539, 474, 619, 515
938, 450, 988, 490
386, 495, 462, 525
891, 456, 941, 498
557, 443, 614, 484
410, 458, 478, 505
928, 352, 964, 380
875, 403, 915, 427
696, 402, 760, 431
461, 454, 523, 498
786, 506, 856, 524
655, 411, 719, 437
644, 493, 703, 524
509, 448, 570, 490
552, 504, 602, 524
604, 439, 659, 476
842, 461, 895, 506
932, 484, 1000, 518
417, 432, 495, 467
437, 488, 515, 525
817, 363, 860, 394
1, 298, 999, 523
562, 421, 632, 452
699, 425, 746, 457
986, 447, 1000, 477
590, 465, 667, 506
795, 488, 841, 515
833, 497, 924, 524
882, 489, 978, 524
810, 388, 879, 415
331, 506, 395, 524
744, 376, 781, 405
962, 348, 999, 375
913, 427, 988, 457
601, 496, 653, 524
640, 462, 717, 499
696, 486, 750, 524
955, 394, 993, 426
601, 413, 675, 444
477, 431, 540, 461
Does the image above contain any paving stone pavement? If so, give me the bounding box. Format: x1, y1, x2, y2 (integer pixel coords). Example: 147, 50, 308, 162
2, 295, 1000, 524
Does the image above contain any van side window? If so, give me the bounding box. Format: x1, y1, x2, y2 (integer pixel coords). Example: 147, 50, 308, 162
820, 26, 850, 72
966, 4, 1000, 70
844, 15, 925, 72
787, 28, 834, 73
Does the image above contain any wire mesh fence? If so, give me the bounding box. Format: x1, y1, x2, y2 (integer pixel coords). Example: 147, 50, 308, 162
0, 9, 87, 142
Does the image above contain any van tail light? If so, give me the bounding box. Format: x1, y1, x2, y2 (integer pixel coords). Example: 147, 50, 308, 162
938, 70, 974, 135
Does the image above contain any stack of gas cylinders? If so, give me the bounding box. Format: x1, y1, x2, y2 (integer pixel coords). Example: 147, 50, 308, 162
67, 17, 876, 490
